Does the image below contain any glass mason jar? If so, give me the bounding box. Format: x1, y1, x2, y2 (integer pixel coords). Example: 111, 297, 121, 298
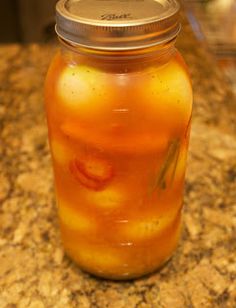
45, 0, 192, 280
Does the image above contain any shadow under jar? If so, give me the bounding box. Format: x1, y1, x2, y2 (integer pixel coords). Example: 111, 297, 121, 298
45, 0, 193, 280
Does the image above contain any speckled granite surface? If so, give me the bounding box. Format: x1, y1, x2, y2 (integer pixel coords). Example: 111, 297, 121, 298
0, 21, 236, 307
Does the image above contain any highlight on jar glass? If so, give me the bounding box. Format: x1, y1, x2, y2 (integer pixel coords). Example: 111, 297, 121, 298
44, 0, 193, 280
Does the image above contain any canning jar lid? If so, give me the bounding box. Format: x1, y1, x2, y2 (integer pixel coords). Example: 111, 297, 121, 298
56, 0, 181, 50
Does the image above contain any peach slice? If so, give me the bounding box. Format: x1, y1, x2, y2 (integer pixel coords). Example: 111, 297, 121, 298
120, 211, 178, 241
57, 64, 111, 117
50, 138, 72, 166
58, 200, 94, 232
87, 187, 125, 210
66, 243, 123, 274
61, 121, 168, 154
149, 59, 192, 109
142, 57, 193, 133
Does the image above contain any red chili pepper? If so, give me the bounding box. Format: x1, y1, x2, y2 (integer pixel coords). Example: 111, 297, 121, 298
69, 156, 113, 190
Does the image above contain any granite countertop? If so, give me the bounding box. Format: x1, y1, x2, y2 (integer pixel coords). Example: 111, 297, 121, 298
0, 19, 236, 307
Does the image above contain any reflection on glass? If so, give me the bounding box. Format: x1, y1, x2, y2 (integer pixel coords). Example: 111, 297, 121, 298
184, 0, 236, 94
